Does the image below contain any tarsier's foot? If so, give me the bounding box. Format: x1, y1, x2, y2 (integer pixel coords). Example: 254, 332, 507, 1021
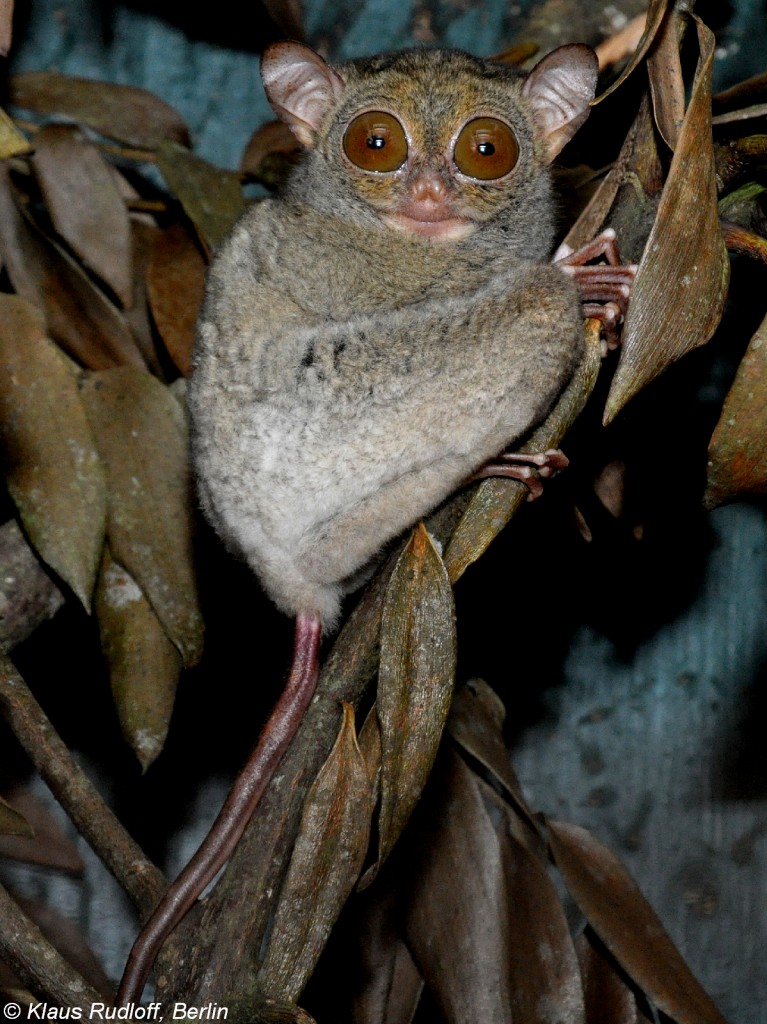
472, 448, 569, 501
553, 228, 637, 353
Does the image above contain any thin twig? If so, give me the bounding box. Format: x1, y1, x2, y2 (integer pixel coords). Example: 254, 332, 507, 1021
0, 655, 166, 919
0, 881, 108, 1009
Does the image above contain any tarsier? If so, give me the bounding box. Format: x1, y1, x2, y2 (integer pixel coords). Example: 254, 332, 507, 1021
118, 39, 633, 1005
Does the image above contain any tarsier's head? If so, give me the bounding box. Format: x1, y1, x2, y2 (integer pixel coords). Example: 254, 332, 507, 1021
261, 42, 598, 246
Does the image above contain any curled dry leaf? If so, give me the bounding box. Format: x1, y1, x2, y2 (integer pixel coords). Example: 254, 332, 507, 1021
156, 142, 246, 252
0, 295, 106, 610
548, 819, 727, 1024
605, 16, 729, 423
376, 523, 456, 869
0, 795, 33, 838
595, 13, 646, 71
0, 787, 84, 874
147, 222, 207, 377
563, 92, 663, 255
80, 367, 204, 667
31, 123, 133, 308
705, 309, 767, 508
0, 164, 147, 371
95, 547, 182, 770
592, 0, 670, 104
646, 5, 685, 150
9, 71, 190, 150
258, 703, 373, 1002
443, 318, 602, 583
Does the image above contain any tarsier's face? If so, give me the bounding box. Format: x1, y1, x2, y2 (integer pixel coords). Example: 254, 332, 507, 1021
339, 104, 522, 240
261, 42, 598, 244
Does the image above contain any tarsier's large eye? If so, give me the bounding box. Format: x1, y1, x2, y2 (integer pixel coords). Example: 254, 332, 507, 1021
343, 111, 408, 172
453, 117, 519, 180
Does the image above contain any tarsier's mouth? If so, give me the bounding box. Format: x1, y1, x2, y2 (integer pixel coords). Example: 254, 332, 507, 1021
381, 211, 477, 240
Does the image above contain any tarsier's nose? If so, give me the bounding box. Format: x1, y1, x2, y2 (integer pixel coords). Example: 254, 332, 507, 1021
410, 169, 449, 203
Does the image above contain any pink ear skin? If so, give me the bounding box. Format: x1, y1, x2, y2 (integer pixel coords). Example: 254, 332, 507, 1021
522, 44, 599, 164
261, 41, 345, 147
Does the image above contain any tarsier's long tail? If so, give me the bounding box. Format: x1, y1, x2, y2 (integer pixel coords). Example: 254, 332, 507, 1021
117, 613, 322, 1007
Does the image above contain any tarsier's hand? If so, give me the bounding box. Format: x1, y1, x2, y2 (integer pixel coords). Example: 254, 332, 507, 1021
554, 228, 637, 353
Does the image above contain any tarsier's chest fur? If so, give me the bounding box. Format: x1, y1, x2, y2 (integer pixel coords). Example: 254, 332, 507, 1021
188, 43, 598, 628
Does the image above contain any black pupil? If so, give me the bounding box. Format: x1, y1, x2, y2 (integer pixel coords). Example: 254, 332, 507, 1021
477, 141, 496, 156
367, 134, 386, 149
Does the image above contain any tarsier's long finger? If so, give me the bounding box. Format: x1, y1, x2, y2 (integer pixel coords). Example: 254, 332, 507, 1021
553, 226, 623, 266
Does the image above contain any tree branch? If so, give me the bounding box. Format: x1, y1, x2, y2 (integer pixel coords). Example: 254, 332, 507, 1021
0, 655, 166, 919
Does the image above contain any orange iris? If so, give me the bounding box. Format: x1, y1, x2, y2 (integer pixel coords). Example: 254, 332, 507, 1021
343, 111, 408, 172
453, 117, 519, 180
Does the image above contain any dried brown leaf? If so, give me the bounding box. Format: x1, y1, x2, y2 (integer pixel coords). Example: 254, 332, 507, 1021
95, 546, 182, 770
376, 523, 456, 867
447, 679, 539, 837
156, 142, 246, 252
548, 819, 727, 1024
593, 0, 670, 104
0, 787, 84, 874
347, 890, 424, 1024
605, 17, 729, 423
712, 103, 767, 126
0, 795, 33, 837
646, 7, 684, 150
595, 14, 646, 71
9, 71, 190, 150
0, 107, 30, 158
564, 91, 663, 254
31, 123, 133, 308
593, 460, 627, 518
576, 930, 641, 1024
0, 165, 147, 371
0, 295, 106, 610
147, 222, 207, 376
443, 319, 602, 583
705, 309, 767, 508
493, 792, 586, 1023
0, 0, 12, 56
126, 218, 165, 377
258, 703, 373, 1001
80, 367, 204, 666
403, 748, 516, 1023
240, 120, 302, 177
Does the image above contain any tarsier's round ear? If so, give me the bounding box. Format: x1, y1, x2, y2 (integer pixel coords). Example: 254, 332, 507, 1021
522, 44, 599, 164
261, 41, 346, 147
